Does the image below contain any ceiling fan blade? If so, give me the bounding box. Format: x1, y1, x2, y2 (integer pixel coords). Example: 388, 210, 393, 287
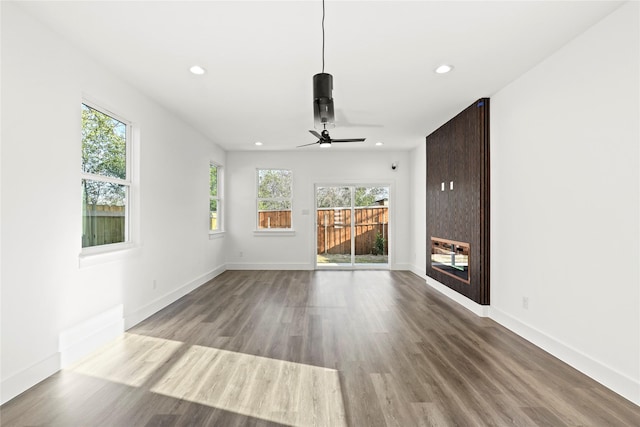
309, 130, 323, 139
297, 141, 320, 148
330, 138, 366, 143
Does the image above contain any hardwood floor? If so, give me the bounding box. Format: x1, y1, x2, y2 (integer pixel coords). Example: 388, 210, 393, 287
2, 270, 638, 426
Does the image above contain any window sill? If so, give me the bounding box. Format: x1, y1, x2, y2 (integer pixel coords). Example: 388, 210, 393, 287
253, 229, 296, 237
79, 242, 138, 268
209, 231, 226, 240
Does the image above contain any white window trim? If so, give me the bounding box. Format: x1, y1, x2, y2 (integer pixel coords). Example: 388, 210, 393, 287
80, 100, 133, 256
255, 168, 294, 231
209, 162, 224, 235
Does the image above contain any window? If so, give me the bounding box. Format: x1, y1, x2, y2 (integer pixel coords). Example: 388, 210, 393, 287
257, 169, 292, 229
81, 103, 131, 249
210, 163, 223, 232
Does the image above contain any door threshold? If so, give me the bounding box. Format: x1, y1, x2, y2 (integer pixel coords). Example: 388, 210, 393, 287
316, 264, 390, 270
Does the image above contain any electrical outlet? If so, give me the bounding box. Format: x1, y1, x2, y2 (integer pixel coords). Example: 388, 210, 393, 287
522, 297, 529, 309
153, 279, 157, 290
239, 251, 243, 258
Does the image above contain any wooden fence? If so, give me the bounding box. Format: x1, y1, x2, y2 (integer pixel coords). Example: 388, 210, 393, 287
82, 205, 125, 247
258, 210, 292, 229
257, 207, 388, 255
317, 207, 388, 255
85, 205, 388, 255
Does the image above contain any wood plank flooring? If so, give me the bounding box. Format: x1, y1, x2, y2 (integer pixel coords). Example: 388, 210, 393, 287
1, 270, 639, 426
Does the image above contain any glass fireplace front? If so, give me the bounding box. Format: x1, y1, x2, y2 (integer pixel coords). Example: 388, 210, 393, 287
430, 238, 470, 283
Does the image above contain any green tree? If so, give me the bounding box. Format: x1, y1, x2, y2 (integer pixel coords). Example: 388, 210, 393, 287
355, 186, 388, 207
210, 165, 218, 197
81, 104, 127, 247
316, 186, 350, 208
82, 104, 127, 206
210, 165, 218, 213
372, 232, 386, 255
258, 169, 292, 210
317, 186, 389, 208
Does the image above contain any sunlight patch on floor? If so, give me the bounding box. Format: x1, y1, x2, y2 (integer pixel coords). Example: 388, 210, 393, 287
151, 345, 347, 427
67, 333, 183, 388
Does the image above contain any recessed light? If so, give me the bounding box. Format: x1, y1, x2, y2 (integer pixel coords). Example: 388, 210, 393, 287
375, 142, 384, 146
434, 64, 453, 74
189, 65, 206, 75
255, 141, 263, 146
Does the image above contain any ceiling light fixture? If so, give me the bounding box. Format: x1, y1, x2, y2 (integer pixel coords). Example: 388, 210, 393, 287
434, 64, 453, 74
254, 141, 263, 146
375, 142, 384, 146
313, 0, 335, 130
189, 65, 206, 75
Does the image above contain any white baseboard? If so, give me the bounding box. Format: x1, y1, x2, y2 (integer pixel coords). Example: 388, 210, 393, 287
420, 272, 639, 405
226, 262, 312, 271
490, 307, 640, 406
227, 263, 415, 271
124, 264, 226, 329
410, 267, 490, 317
1, 266, 227, 406
58, 305, 124, 368
0, 352, 60, 405
391, 263, 412, 271
425, 276, 490, 317
409, 264, 426, 277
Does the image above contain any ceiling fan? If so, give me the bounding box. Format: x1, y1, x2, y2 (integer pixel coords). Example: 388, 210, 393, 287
297, 129, 366, 148
298, 0, 366, 148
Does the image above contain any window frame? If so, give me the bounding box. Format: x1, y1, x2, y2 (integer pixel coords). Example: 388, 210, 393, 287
209, 162, 224, 234
80, 100, 133, 254
256, 168, 293, 231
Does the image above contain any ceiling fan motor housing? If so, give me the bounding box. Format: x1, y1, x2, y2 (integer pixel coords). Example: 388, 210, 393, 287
313, 73, 335, 129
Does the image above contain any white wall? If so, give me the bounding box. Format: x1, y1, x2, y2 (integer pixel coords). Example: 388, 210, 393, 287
409, 142, 426, 276
410, 1, 639, 405
226, 150, 411, 270
490, 2, 639, 404
1, 3, 226, 404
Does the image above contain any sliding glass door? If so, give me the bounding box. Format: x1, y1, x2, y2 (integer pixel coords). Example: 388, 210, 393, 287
316, 186, 352, 267
316, 185, 389, 268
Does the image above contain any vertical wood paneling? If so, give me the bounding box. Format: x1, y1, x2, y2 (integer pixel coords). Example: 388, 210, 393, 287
426, 98, 490, 305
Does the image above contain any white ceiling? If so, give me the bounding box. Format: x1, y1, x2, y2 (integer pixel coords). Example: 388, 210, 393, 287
15, 0, 623, 152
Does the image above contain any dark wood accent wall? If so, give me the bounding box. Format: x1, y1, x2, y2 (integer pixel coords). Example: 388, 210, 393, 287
426, 98, 490, 305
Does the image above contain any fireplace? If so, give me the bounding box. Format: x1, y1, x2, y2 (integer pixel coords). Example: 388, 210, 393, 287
430, 238, 470, 284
